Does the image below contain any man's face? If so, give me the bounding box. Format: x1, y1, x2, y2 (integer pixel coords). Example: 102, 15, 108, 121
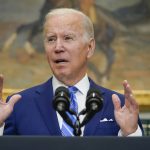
44, 13, 95, 85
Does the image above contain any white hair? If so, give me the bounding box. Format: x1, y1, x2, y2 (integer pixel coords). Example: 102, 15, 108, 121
43, 8, 94, 40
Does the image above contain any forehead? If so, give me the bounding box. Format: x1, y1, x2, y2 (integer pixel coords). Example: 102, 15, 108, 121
44, 13, 84, 34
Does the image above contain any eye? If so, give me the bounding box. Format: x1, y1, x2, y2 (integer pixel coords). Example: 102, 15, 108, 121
64, 35, 74, 41
46, 36, 56, 43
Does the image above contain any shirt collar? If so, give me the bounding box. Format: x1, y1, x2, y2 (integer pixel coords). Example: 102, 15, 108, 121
52, 74, 90, 95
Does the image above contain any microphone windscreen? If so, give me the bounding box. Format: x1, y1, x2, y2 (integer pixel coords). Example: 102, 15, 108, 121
86, 88, 103, 112
53, 86, 70, 112
55, 86, 70, 96
87, 88, 102, 97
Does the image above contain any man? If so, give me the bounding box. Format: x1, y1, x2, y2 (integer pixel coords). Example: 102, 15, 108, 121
0, 8, 143, 136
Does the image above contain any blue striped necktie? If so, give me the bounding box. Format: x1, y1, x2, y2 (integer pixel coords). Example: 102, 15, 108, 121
61, 86, 78, 136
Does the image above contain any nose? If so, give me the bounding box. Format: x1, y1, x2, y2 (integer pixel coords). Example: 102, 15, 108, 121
55, 39, 64, 53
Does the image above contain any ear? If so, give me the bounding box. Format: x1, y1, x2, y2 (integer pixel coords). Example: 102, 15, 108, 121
87, 38, 95, 58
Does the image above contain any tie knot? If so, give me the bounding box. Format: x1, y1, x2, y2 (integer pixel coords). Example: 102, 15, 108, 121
68, 86, 78, 94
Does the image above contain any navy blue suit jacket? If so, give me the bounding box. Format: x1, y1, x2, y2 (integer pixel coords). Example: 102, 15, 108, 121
4, 78, 143, 135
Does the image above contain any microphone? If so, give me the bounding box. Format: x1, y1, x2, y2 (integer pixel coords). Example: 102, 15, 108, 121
86, 88, 103, 112
80, 88, 103, 127
53, 86, 70, 112
53, 86, 74, 127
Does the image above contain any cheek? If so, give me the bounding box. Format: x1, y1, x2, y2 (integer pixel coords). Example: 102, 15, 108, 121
45, 45, 52, 58
44, 42, 52, 54
79, 48, 89, 60
71, 52, 87, 68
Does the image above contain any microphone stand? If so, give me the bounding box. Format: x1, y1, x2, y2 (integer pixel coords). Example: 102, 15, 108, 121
53, 86, 103, 136
72, 109, 93, 136
73, 115, 81, 136
73, 106, 100, 136
56, 105, 100, 136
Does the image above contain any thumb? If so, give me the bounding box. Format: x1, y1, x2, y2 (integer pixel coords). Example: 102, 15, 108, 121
8, 94, 21, 107
112, 94, 121, 111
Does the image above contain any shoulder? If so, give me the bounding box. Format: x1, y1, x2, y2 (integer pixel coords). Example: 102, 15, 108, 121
22, 78, 52, 94
7, 78, 53, 101
89, 78, 125, 104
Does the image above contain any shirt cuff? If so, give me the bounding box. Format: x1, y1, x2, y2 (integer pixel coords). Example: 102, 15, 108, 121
118, 125, 142, 137
0, 123, 4, 136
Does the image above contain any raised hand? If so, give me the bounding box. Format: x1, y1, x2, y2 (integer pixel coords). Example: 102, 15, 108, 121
0, 74, 21, 126
112, 80, 139, 136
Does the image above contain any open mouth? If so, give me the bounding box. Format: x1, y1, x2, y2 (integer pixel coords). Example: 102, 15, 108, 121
55, 59, 68, 64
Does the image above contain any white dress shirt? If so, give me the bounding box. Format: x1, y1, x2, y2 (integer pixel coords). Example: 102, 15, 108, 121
0, 123, 4, 135
52, 74, 90, 135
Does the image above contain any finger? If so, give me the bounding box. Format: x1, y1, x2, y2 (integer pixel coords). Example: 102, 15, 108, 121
123, 81, 131, 107
123, 80, 133, 98
123, 80, 134, 102
123, 80, 138, 110
0, 74, 4, 99
112, 94, 121, 111
8, 94, 21, 107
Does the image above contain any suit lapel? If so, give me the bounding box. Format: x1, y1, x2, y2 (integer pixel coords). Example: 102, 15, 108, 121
34, 78, 61, 135
84, 78, 105, 135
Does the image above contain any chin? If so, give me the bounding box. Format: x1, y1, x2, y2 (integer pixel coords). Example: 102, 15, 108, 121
55, 71, 69, 79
